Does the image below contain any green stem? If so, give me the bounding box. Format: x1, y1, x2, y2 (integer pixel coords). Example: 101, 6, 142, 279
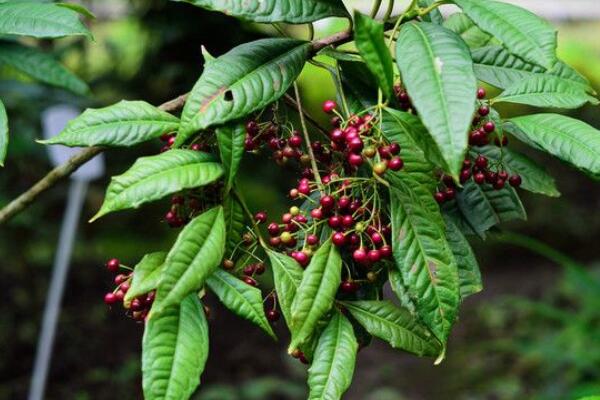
384, 0, 395, 21
419, 0, 450, 16
293, 82, 323, 188
232, 189, 269, 249
370, 0, 383, 18
386, 0, 418, 49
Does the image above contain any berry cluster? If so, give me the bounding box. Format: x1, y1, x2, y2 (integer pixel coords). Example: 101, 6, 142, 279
102, 258, 155, 322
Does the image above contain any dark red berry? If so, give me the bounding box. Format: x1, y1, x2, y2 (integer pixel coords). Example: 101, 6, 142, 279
388, 157, 404, 171
368, 249, 381, 263
474, 172, 486, 185
322, 100, 337, 114
332, 232, 346, 247
347, 153, 364, 167
483, 121, 495, 133
477, 88, 486, 99
254, 211, 267, 223
289, 135, 303, 148
380, 245, 393, 259
475, 155, 488, 168
104, 292, 118, 305
328, 215, 341, 229
246, 121, 259, 135
353, 248, 368, 264
320, 195, 335, 209
306, 234, 319, 246
310, 208, 323, 220
389, 143, 401, 155
434, 192, 446, 204
494, 179, 506, 190
509, 174, 522, 187
478, 105, 490, 116
267, 223, 280, 236
106, 258, 120, 273
445, 187, 456, 200
340, 280, 359, 293
267, 309, 280, 322
243, 276, 258, 287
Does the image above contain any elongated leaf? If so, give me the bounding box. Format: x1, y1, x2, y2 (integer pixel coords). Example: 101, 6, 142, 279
443, 217, 482, 299
472, 45, 592, 91
125, 252, 167, 304
289, 239, 342, 351
388, 270, 417, 315
142, 294, 208, 400
267, 250, 303, 329
172, 0, 348, 23
354, 12, 394, 99
0, 99, 7, 166
91, 150, 223, 221
495, 75, 598, 109
381, 109, 437, 191
477, 146, 560, 197
396, 22, 476, 179
0, 2, 91, 38
443, 12, 495, 49
0, 42, 88, 95
506, 114, 600, 178
342, 301, 440, 357
223, 195, 246, 255
206, 269, 275, 339
452, 0, 557, 69
40, 100, 180, 148
307, 312, 357, 400
455, 180, 526, 238
178, 38, 311, 143
154, 206, 226, 313
390, 177, 459, 346
216, 123, 245, 194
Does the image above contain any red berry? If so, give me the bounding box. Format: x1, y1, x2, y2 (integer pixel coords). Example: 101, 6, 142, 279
341, 215, 354, 228
388, 157, 404, 171
478, 105, 490, 116
486, 171, 498, 184
289, 135, 303, 148
114, 274, 127, 285
353, 248, 368, 264
475, 155, 488, 168
320, 195, 335, 209
389, 143, 401, 155
322, 100, 337, 114
267, 309, 280, 322
340, 280, 359, 293
474, 172, 486, 185
371, 232, 383, 245
460, 169, 472, 184
306, 234, 319, 246
130, 298, 143, 311
348, 137, 364, 153
509, 175, 522, 187
267, 223, 280, 236
332, 232, 346, 247
445, 187, 456, 200
477, 88, 486, 99
434, 192, 446, 204
243, 264, 255, 276
328, 215, 341, 229
255, 262, 266, 275
494, 178, 506, 190
106, 258, 120, 273
243, 276, 258, 287
254, 211, 267, 223
380, 245, 393, 259
311, 208, 323, 220
347, 153, 364, 167
368, 249, 381, 263
104, 292, 118, 305
246, 121, 259, 135
293, 251, 309, 266
337, 196, 351, 210
498, 171, 509, 181
483, 121, 495, 133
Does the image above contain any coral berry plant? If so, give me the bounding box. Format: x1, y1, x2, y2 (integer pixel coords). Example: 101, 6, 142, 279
3, 0, 600, 399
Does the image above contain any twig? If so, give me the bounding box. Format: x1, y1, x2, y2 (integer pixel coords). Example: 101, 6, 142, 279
0, 94, 188, 225
293, 82, 322, 187
1, 26, 357, 226
282, 94, 329, 138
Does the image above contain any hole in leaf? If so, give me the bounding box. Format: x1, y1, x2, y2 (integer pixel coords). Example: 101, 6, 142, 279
224, 90, 234, 102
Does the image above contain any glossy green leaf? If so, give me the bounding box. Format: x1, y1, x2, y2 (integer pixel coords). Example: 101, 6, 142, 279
443, 217, 482, 299
267, 250, 303, 329
91, 150, 223, 221
178, 38, 311, 143
342, 301, 440, 357
0, 2, 91, 38
381, 109, 437, 191
206, 269, 276, 339
495, 75, 598, 109
289, 239, 342, 351
443, 12, 495, 49
153, 206, 226, 313
388, 270, 417, 315
506, 114, 600, 178
455, 180, 526, 238
172, 0, 348, 23
477, 146, 560, 197
125, 252, 166, 305
223, 195, 246, 256
216, 122, 245, 194
472, 45, 592, 91
40, 100, 179, 148
452, 0, 557, 69
0, 42, 89, 95
307, 312, 357, 400
396, 22, 477, 180
0, 99, 7, 167
390, 177, 459, 345
354, 12, 394, 99
142, 294, 208, 400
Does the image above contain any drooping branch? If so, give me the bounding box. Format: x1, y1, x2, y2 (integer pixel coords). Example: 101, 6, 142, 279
0, 28, 358, 226
0, 94, 188, 225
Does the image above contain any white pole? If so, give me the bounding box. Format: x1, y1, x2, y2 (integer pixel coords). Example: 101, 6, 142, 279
28, 179, 88, 400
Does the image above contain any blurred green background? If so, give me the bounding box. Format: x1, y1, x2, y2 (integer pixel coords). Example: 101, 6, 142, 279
1, 1, 599, 399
